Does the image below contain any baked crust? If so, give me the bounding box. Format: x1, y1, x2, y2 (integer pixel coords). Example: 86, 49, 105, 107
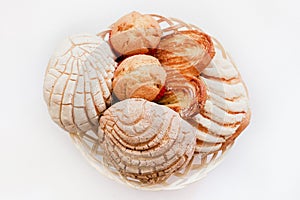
154, 30, 215, 76
99, 98, 196, 184
112, 55, 166, 101
158, 68, 207, 119
110, 11, 162, 55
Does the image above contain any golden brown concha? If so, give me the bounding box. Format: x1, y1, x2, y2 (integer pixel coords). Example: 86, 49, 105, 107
112, 55, 166, 101
158, 68, 207, 119
154, 30, 215, 76
110, 11, 162, 55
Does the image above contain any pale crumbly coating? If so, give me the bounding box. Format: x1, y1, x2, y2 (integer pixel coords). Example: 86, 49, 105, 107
110, 11, 162, 55
43, 34, 117, 134
98, 98, 196, 184
112, 55, 166, 101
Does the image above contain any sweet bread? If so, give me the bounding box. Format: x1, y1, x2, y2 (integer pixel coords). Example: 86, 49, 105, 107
110, 11, 162, 55
43, 12, 251, 190
112, 55, 166, 101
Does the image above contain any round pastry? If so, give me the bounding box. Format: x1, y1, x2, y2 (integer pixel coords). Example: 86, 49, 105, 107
110, 11, 162, 55
112, 55, 166, 101
44, 12, 251, 191
157, 67, 207, 119
154, 30, 215, 76
99, 98, 196, 184
43, 34, 117, 133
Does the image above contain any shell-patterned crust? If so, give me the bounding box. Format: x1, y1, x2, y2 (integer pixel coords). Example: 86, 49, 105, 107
158, 67, 207, 119
43, 34, 117, 133
98, 98, 196, 184
154, 30, 215, 76
189, 43, 250, 154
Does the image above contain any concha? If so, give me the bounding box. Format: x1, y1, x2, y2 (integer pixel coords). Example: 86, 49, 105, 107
43, 34, 117, 133
112, 55, 166, 101
109, 11, 162, 55
189, 45, 250, 154
154, 30, 215, 76
98, 98, 196, 184
43, 13, 251, 190
158, 67, 207, 119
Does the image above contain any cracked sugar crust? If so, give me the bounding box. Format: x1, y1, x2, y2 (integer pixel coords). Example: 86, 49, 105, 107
110, 11, 162, 55
189, 46, 250, 154
158, 68, 207, 119
98, 98, 196, 184
112, 55, 166, 101
154, 30, 215, 76
43, 34, 117, 133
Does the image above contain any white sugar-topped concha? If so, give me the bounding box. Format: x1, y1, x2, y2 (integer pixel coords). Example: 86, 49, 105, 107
190, 39, 250, 155
44, 13, 250, 191
195, 53, 249, 139
99, 98, 197, 184
43, 34, 117, 133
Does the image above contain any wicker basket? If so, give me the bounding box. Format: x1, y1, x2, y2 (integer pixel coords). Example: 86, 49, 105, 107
69, 14, 250, 191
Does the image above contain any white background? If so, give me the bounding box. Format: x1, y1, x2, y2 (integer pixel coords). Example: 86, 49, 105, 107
0, 0, 299, 199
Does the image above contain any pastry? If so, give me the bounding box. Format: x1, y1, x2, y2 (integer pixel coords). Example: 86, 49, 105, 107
43, 12, 251, 190
110, 11, 162, 55
99, 98, 196, 184
157, 67, 207, 119
191, 55, 250, 144
112, 55, 166, 101
43, 34, 117, 133
154, 30, 215, 76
